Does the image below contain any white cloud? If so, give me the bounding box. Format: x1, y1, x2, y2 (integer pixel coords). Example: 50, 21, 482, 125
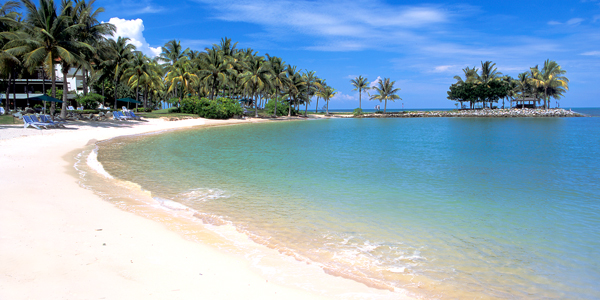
331, 92, 356, 102
108, 17, 161, 57
432, 65, 455, 73
581, 51, 600, 56
567, 18, 585, 25
369, 76, 382, 88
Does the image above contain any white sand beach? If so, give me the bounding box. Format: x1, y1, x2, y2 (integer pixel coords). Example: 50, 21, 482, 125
0, 118, 409, 300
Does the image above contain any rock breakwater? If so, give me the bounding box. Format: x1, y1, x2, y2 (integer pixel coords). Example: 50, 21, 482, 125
354, 108, 583, 118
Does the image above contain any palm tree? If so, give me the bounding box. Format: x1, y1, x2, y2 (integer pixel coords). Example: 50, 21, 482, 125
350, 75, 369, 110
8, 0, 93, 118
198, 46, 235, 99
302, 70, 320, 117
71, 0, 115, 96
319, 85, 336, 115
370, 78, 401, 113
103, 36, 135, 109
530, 59, 569, 109
266, 54, 288, 117
121, 51, 150, 109
0, 0, 21, 111
453, 66, 478, 84
284, 65, 304, 116
165, 57, 198, 104
240, 55, 271, 117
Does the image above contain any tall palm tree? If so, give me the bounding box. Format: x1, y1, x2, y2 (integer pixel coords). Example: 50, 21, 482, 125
103, 36, 135, 109
0, 0, 21, 111
166, 57, 198, 104
121, 51, 149, 109
198, 46, 235, 99
266, 54, 288, 117
370, 78, 401, 113
240, 55, 271, 117
302, 70, 320, 117
284, 65, 304, 116
350, 75, 369, 110
530, 59, 568, 109
318, 85, 336, 115
71, 0, 115, 96
453, 66, 478, 84
8, 0, 92, 118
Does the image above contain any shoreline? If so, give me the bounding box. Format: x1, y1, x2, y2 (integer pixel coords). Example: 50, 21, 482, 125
0, 118, 411, 300
308, 108, 584, 118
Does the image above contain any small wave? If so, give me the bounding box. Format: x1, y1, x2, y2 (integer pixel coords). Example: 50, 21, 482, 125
154, 197, 193, 211
174, 188, 229, 203
86, 147, 114, 179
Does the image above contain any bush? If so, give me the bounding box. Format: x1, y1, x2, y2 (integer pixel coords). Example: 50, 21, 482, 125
76, 93, 104, 109
353, 108, 363, 116
181, 96, 242, 119
264, 98, 290, 116
168, 106, 181, 113
135, 107, 152, 112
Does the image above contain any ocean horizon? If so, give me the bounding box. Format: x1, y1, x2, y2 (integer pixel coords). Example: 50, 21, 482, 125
90, 108, 600, 299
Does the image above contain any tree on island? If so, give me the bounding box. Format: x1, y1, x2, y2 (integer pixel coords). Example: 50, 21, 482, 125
350, 75, 370, 110
370, 78, 401, 113
530, 59, 569, 110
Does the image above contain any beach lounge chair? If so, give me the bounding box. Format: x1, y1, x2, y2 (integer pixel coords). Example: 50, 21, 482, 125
67, 106, 75, 111
30, 115, 57, 128
23, 115, 48, 130
117, 111, 133, 120
41, 114, 66, 128
112, 111, 129, 121
122, 106, 128, 112
125, 111, 141, 120
0, 107, 4, 115
77, 106, 84, 111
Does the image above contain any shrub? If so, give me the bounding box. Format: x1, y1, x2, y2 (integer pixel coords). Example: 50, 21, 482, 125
264, 98, 290, 116
76, 93, 104, 109
353, 108, 363, 117
168, 106, 181, 113
181, 96, 242, 119
135, 107, 152, 112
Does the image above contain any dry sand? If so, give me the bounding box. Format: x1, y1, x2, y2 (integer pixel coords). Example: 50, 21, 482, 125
0, 118, 410, 300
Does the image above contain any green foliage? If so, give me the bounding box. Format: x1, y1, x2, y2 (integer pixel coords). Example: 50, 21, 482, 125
76, 93, 104, 109
265, 98, 289, 116
181, 97, 242, 119
168, 106, 181, 113
353, 108, 363, 116
46, 89, 64, 100
448, 81, 510, 108
135, 107, 152, 112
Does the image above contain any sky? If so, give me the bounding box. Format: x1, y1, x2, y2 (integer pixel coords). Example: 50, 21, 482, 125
97, 0, 600, 109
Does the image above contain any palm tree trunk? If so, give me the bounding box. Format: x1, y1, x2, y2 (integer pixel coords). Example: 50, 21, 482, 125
273, 87, 278, 117
114, 78, 118, 110
359, 89, 362, 110
26, 78, 30, 107
12, 70, 16, 111
254, 92, 258, 118
315, 97, 319, 113
4, 72, 11, 112
60, 66, 69, 119
326, 99, 329, 115
288, 98, 292, 117
384, 99, 387, 113
51, 64, 57, 115
82, 66, 88, 96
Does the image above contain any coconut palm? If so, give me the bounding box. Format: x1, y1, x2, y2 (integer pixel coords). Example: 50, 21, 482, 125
71, 0, 115, 95
198, 46, 235, 99
0, 0, 21, 111
8, 0, 93, 118
240, 55, 271, 117
302, 70, 320, 117
530, 59, 568, 109
453, 66, 478, 84
319, 85, 336, 115
103, 36, 135, 109
166, 57, 198, 104
370, 78, 401, 113
350, 75, 369, 110
121, 51, 150, 108
266, 54, 288, 117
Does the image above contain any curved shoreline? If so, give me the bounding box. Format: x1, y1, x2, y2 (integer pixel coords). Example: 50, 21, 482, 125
312, 108, 584, 118
0, 118, 410, 300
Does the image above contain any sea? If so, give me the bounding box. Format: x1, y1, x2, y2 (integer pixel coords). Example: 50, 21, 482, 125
81, 108, 600, 299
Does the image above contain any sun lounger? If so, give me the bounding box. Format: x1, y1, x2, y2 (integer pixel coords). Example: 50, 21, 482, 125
112, 111, 129, 121
23, 115, 48, 130
125, 111, 141, 120
122, 106, 128, 112
0, 107, 4, 115
30, 115, 57, 128
41, 114, 66, 128
117, 111, 133, 120
67, 106, 75, 111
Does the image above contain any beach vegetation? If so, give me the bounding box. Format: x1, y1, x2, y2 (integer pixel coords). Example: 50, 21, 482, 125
350, 76, 370, 110
181, 96, 242, 119
370, 78, 402, 113
353, 108, 363, 116
75, 92, 103, 109
448, 60, 568, 109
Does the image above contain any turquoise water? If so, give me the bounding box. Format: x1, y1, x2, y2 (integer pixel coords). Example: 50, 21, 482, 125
99, 111, 600, 299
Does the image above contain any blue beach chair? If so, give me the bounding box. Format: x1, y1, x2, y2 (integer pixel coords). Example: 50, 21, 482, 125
23, 115, 48, 130
41, 114, 66, 128
30, 115, 56, 128
125, 111, 141, 120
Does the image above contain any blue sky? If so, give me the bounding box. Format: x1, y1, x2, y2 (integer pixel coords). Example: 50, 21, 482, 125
99, 0, 600, 109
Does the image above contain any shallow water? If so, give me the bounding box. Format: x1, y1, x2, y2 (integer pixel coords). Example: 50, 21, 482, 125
97, 110, 600, 299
